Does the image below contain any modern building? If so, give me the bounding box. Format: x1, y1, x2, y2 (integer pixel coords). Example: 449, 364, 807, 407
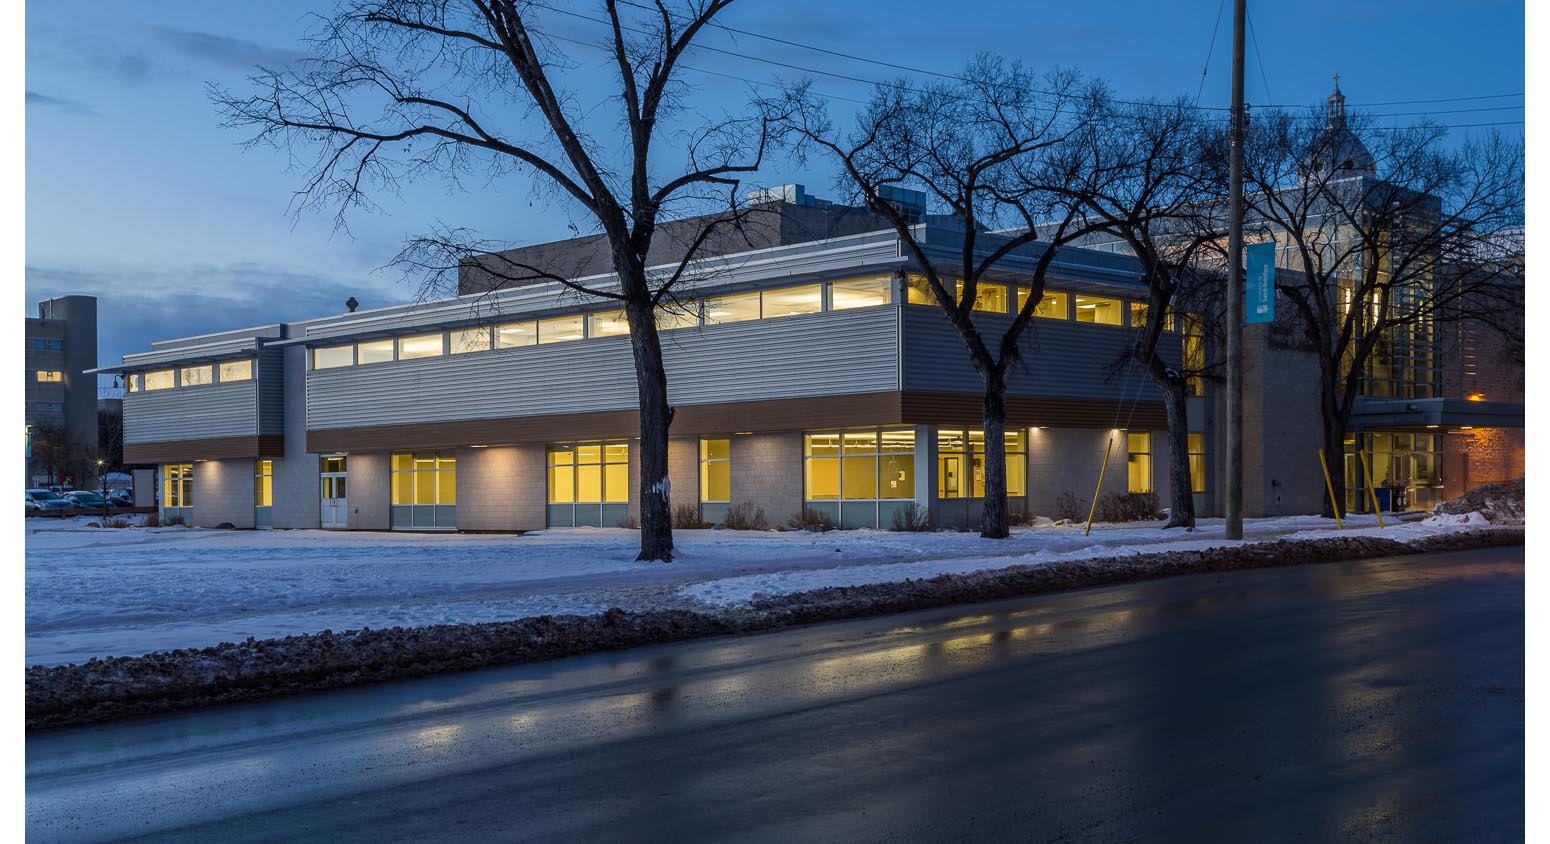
25, 295, 99, 487
100, 189, 1211, 531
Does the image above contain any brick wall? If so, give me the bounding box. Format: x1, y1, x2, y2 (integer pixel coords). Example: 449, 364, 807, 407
455, 445, 546, 531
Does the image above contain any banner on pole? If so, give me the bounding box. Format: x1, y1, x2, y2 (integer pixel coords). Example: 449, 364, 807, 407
1245, 240, 1276, 324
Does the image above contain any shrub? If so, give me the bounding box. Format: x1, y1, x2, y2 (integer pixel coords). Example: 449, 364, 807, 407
1053, 492, 1085, 523
615, 513, 640, 529
1008, 510, 1035, 527
1097, 491, 1162, 523
889, 502, 932, 532
142, 512, 160, 528
785, 507, 834, 533
722, 500, 769, 531
99, 515, 133, 529
672, 503, 709, 530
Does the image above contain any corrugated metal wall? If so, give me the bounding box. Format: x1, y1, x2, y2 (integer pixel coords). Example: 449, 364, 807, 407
306, 307, 902, 430
900, 307, 1184, 400
124, 382, 258, 442
257, 347, 286, 437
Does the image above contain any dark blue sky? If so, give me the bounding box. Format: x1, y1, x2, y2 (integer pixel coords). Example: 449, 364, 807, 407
25, 0, 1524, 381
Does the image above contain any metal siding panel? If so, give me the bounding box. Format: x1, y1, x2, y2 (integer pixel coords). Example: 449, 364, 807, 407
123, 382, 258, 443
306, 308, 901, 430
899, 307, 1182, 401
257, 347, 286, 437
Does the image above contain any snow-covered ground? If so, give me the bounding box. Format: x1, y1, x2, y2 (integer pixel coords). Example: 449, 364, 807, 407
24, 511, 1485, 666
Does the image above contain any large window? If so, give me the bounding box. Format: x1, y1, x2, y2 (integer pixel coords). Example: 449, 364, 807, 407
496, 321, 538, 348
143, 369, 175, 391
699, 438, 730, 503
219, 360, 253, 382
937, 429, 1026, 498
180, 365, 213, 387
255, 459, 273, 528
588, 311, 631, 338
1127, 432, 1153, 493
1074, 295, 1124, 326
312, 346, 353, 370
537, 315, 585, 344
829, 277, 891, 310
1182, 313, 1205, 396
762, 285, 823, 318
125, 373, 140, 393
1017, 288, 1069, 320
35, 370, 62, 383
391, 451, 457, 529
656, 304, 700, 330
397, 333, 444, 360
162, 463, 193, 509
703, 291, 762, 324
1188, 433, 1206, 493
358, 339, 394, 365
450, 327, 493, 354
547, 442, 629, 527
804, 429, 915, 529
957, 280, 1008, 313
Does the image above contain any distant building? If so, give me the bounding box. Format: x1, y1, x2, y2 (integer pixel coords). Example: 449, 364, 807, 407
25, 295, 98, 487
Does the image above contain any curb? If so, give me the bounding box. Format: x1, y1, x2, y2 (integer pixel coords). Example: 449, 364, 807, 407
26, 527, 1524, 731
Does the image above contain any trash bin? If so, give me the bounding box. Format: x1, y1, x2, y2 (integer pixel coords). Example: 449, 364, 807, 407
1373, 486, 1392, 513
1391, 486, 1409, 511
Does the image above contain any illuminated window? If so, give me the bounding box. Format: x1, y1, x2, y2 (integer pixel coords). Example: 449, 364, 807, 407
1182, 313, 1205, 396
699, 438, 731, 503
703, 291, 761, 324
357, 339, 394, 364
656, 304, 701, 330
803, 429, 915, 502
829, 277, 891, 310
1074, 295, 1124, 326
496, 321, 538, 348
180, 365, 213, 387
35, 370, 63, 382
537, 315, 585, 344
162, 463, 193, 508
938, 429, 1025, 498
956, 280, 1008, 313
905, 275, 938, 305
254, 459, 273, 507
1017, 289, 1069, 320
450, 327, 492, 354
762, 285, 823, 318
125, 373, 140, 393
311, 346, 353, 370
397, 333, 443, 360
144, 369, 174, 391
587, 310, 632, 338
1127, 432, 1152, 493
1188, 433, 1206, 493
219, 360, 253, 382
390, 451, 457, 529
547, 442, 629, 503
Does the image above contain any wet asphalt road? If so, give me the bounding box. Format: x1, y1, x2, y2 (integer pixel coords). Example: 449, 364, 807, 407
27, 546, 1523, 843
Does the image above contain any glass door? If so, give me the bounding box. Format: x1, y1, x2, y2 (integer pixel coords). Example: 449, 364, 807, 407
320, 455, 348, 528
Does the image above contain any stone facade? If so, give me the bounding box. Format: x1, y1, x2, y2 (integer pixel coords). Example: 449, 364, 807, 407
191, 458, 256, 529
729, 432, 804, 527
346, 453, 390, 530
455, 445, 546, 531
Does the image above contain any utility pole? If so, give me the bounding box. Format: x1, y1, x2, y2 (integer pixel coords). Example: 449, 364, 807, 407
1225, 0, 1246, 540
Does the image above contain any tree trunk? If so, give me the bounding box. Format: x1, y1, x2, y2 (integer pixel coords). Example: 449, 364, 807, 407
625, 296, 674, 562
1156, 374, 1196, 529
1320, 420, 1348, 520
980, 377, 1010, 539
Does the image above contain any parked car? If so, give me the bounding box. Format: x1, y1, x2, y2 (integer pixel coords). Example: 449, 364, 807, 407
25, 489, 73, 512
63, 491, 109, 509
24, 498, 38, 512
107, 489, 134, 507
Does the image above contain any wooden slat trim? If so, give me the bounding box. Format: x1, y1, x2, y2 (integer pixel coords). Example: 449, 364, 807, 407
124, 435, 283, 464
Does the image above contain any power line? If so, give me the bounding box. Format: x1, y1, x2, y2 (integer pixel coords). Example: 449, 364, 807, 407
1245, 8, 1274, 104
1195, 0, 1229, 107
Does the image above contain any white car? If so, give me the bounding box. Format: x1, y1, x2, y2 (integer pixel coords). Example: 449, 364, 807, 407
26, 489, 73, 512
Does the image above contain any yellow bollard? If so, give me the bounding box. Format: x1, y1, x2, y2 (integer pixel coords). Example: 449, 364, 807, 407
1085, 431, 1116, 536
1317, 449, 1344, 530
1359, 451, 1384, 529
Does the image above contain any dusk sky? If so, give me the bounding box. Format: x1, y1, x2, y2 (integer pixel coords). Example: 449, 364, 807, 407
25, 0, 1524, 389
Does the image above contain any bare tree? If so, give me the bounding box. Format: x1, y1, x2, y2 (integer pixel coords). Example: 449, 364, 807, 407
214, 0, 779, 561
1242, 95, 1524, 515
1054, 96, 1226, 528
782, 57, 1104, 538
30, 421, 93, 489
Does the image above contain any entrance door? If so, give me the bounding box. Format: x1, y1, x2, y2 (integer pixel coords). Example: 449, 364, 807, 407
321, 455, 348, 528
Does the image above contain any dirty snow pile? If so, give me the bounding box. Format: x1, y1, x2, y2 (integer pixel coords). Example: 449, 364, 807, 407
1431, 476, 1525, 525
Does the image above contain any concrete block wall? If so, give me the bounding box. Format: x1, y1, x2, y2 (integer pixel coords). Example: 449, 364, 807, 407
668, 437, 699, 520
347, 452, 390, 530
190, 458, 256, 528
273, 343, 321, 529
1244, 336, 1326, 517
730, 432, 803, 526
455, 445, 546, 531
1025, 427, 1131, 519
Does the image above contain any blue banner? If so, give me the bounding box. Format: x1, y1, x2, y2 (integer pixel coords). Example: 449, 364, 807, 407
1245, 241, 1276, 324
